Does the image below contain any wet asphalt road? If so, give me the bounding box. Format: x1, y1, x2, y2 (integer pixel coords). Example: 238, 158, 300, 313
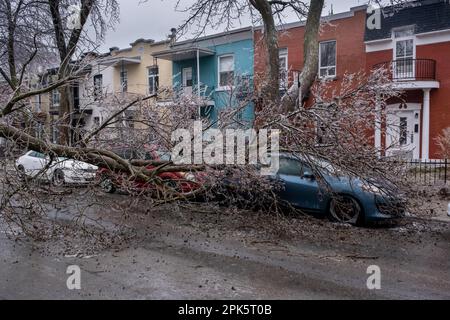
0, 191, 449, 300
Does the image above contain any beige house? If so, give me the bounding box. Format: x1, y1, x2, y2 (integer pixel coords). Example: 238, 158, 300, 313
33, 38, 173, 144
99, 39, 172, 97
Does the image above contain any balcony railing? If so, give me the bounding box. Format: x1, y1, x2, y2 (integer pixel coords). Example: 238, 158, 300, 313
374, 59, 436, 81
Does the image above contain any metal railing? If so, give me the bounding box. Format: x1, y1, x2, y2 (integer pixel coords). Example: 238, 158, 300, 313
403, 159, 449, 185
374, 59, 436, 81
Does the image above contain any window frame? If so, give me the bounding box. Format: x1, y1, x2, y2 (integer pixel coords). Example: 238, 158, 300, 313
52, 89, 60, 107
392, 26, 416, 79
93, 74, 103, 99
279, 48, 289, 89
72, 81, 80, 110
217, 54, 235, 90
278, 157, 310, 177
148, 66, 159, 95
182, 67, 193, 88
120, 70, 128, 92
93, 116, 100, 128
392, 25, 415, 39
319, 40, 337, 79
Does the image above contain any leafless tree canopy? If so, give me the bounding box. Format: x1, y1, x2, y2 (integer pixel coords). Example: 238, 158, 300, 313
0, 0, 417, 240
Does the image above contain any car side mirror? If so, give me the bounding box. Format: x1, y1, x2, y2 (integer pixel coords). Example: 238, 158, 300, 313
302, 171, 315, 180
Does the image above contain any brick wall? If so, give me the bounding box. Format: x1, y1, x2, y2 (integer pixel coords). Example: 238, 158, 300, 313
254, 9, 367, 103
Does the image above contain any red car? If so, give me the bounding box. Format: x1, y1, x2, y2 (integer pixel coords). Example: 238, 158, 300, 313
96, 146, 200, 194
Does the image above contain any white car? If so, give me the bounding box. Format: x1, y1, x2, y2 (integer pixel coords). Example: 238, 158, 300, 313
16, 151, 98, 186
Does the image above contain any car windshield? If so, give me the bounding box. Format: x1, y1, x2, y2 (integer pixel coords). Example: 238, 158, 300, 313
312, 158, 341, 175
265, 154, 342, 176
157, 151, 171, 161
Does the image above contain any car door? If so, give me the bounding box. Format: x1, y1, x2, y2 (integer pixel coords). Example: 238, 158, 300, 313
20, 152, 37, 176
277, 157, 323, 211
24, 151, 47, 177
32, 152, 50, 177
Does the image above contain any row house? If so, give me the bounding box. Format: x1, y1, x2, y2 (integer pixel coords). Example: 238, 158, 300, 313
254, 0, 450, 160
365, 0, 450, 160
31, 0, 449, 158
90, 38, 172, 135
37, 58, 95, 143
40, 38, 172, 143
153, 27, 255, 126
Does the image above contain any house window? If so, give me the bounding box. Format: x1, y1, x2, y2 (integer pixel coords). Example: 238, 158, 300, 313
93, 116, 100, 127
34, 94, 41, 112
218, 55, 235, 88
126, 115, 134, 128
183, 67, 193, 88
393, 27, 415, 79
279, 48, 288, 89
393, 26, 415, 38
52, 90, 60, 107
72, 82, 80, 111
148, 66, 159, 94
319, 40, 336, 78
94, 74, 103, 99
120, 70, 128, 92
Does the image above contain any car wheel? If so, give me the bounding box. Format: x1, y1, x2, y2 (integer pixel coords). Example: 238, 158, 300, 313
100, 176, 116, 194
17, 165, 26, 180
52, 169, 65, 187
163, 179, 181, 192
328, 195, 362, 225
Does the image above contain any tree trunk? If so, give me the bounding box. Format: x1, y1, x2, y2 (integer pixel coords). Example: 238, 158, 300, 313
58, 85, 71, 145
48, 0, 94, 145
282, 0, 324, 112
299, 0, 324, 104
5, 0, 18, 89
252, 0, 280, 104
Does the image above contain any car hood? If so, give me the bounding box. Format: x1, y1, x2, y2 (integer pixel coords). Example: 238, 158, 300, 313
59, 159, 98, 171
322, 173, 399, 196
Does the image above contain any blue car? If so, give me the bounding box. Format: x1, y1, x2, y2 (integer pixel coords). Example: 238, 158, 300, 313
272, 154, 405, 225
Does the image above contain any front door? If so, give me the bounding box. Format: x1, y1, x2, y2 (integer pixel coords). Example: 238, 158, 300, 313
182, 67, 193, 95
386, 106, 420, 159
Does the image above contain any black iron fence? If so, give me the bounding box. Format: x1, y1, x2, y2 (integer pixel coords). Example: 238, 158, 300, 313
374, 58, 437, 81
403, 159, 449, 185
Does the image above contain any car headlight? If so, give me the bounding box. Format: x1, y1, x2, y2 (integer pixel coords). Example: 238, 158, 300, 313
185, 173, 196, 182
361, 184, 384, 195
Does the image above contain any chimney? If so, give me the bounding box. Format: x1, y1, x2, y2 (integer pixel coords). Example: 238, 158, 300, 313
168, 28, 177, 47
109, 47, 119, 54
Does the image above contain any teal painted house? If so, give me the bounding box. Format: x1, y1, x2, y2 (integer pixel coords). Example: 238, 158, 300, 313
154, 27, 254, 126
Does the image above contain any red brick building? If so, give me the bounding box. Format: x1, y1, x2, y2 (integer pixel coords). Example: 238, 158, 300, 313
254, 0, 450, 160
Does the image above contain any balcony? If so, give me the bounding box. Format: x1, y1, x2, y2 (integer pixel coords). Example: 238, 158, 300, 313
374, 59, 439, 90
49, 105, 59, 116
49, 105, 93, 117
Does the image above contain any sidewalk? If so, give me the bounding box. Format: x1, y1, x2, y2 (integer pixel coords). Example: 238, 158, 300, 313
433, 208, 450, 223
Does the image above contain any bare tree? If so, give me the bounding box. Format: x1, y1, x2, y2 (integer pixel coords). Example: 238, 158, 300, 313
47, 0, 119, 145
173, 0, 324, 107
0, 0, 418, 241
436, 128, 450, 160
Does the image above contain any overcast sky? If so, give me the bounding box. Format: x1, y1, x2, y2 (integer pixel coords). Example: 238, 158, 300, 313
99, 0, 366, 52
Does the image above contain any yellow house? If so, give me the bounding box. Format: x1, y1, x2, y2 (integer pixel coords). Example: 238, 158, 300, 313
99, 39, 172, 97
34, 39, 174, 144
